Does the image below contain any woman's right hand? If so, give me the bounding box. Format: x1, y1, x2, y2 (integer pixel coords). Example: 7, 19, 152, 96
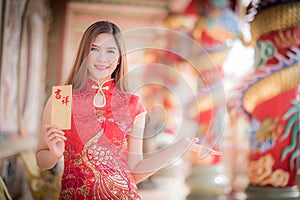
44, 124, 66, 159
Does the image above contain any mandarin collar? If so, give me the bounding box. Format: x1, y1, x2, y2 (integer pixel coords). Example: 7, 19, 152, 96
88, 78, 115, 93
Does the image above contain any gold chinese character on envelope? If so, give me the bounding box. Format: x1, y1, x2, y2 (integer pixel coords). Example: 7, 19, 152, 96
51, 85, 72, 129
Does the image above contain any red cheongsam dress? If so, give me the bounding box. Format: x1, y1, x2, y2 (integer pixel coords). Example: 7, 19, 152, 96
59, 78, 146, 200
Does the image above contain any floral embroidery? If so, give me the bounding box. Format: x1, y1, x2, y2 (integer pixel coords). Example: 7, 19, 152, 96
60, 144, 90, 199
94, 109, 106, 122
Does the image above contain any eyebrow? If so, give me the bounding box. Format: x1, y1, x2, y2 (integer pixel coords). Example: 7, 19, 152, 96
91, 44, 117, 50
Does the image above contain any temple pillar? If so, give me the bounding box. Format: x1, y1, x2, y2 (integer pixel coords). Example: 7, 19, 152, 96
230, 1, 300, 199
181, 0, 240, 199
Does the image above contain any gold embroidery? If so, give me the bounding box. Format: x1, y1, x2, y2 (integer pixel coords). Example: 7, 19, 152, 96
81, 130, 139, 199
60, 145, 90, 199
94, 110, 106, 122
108, 118, 115, 122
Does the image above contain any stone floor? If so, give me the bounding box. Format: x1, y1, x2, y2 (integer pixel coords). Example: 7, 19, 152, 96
138, 161, 190, 200
138, 168, 300, 200
137, 160, 249, 200
139, 176, 189, 200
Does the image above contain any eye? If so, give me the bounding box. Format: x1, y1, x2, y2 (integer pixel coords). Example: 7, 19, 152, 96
107, 49, 116, 54
91, 47, 98, 52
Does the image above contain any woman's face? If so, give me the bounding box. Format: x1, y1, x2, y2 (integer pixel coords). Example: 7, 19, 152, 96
87, 33, 120, 82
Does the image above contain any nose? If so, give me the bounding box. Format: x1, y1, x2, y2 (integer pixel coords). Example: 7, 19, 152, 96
97, 50, 107, 62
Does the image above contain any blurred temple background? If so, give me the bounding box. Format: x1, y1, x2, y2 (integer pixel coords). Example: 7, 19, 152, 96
1, 0, 300, 199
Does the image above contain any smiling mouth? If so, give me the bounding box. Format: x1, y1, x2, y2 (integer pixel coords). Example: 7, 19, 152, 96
94, 65, 109, 70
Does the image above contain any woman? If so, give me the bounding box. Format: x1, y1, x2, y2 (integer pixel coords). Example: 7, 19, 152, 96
36, 21, 194, 199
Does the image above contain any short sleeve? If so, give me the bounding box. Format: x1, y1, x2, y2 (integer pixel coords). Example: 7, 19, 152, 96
129, 95, 146, 120
136, 96, 146, 116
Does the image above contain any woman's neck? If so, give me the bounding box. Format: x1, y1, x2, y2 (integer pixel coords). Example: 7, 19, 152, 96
87, 76, 112, 85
